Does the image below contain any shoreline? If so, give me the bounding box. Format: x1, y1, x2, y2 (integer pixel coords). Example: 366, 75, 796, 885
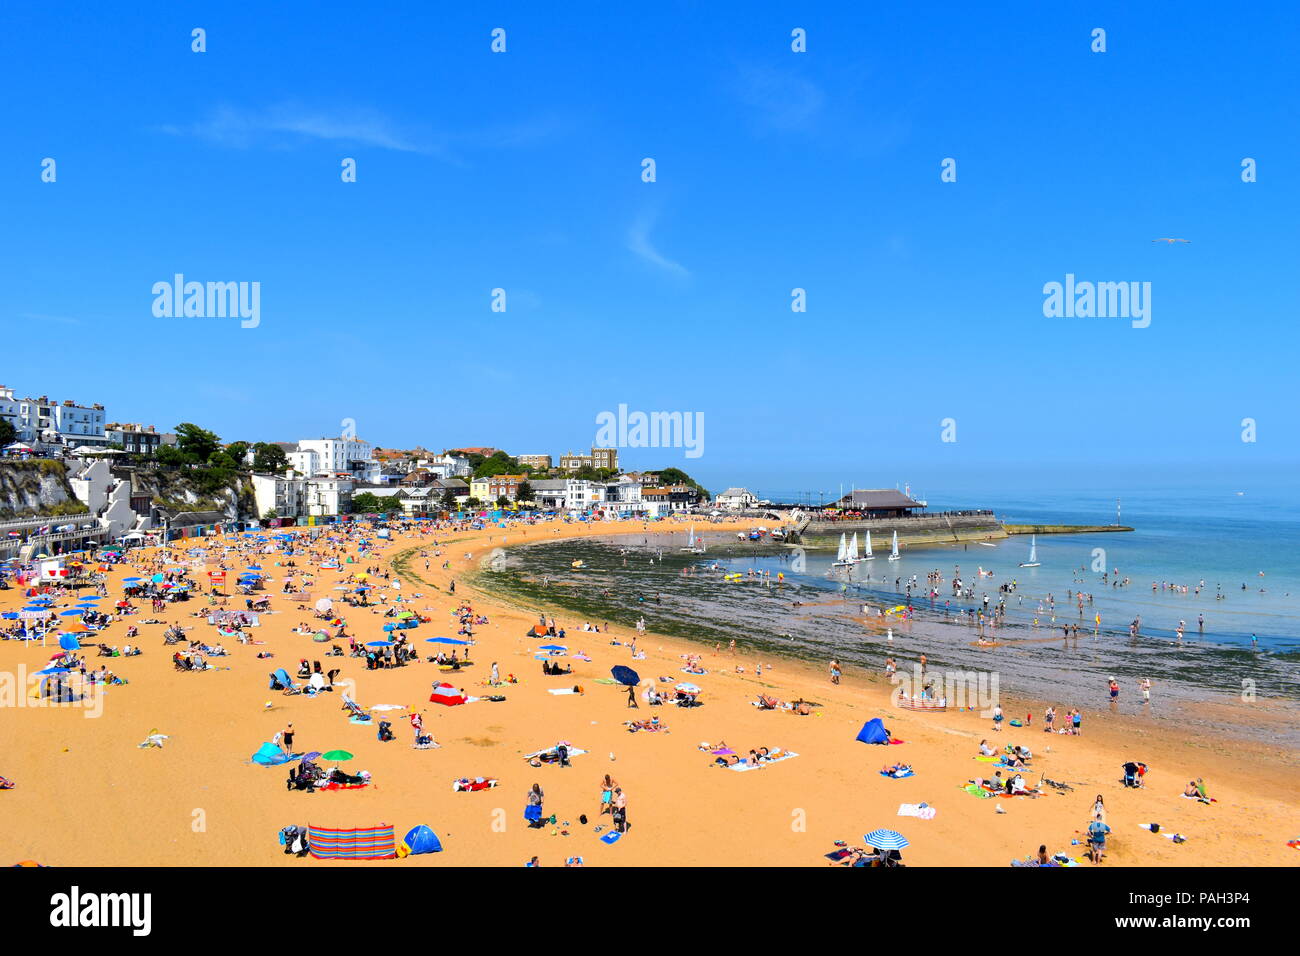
464, 526, 1300, 783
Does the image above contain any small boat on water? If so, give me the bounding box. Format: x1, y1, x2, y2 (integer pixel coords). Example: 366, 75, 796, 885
888, 530, 901, 561
832, 532, 861, 568
977, 541, 997, 548
681, 527, 704, 554
571, 560, 586, 569
863, 530, 875, 560
1018, 535, 1040, 568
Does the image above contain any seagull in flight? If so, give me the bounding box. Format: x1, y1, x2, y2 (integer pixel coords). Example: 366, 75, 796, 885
1152, 238, 1191, 243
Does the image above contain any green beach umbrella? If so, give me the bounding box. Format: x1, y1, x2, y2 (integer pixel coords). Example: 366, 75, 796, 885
321, 749, 353, 762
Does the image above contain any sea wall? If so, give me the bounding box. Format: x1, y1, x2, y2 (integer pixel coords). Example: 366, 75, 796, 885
797, 513, 1004, 548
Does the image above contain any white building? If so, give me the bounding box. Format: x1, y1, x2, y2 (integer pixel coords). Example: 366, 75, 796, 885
0, 386, 18, 438
529, 478, 606, 512
304, 476, 353, 517
288, 437, 378, 482
603, 476, 647, 515
2, 390, 108, 447
251, 472, 307, 520
715, 487, 758, 510
66, 458, 137, 538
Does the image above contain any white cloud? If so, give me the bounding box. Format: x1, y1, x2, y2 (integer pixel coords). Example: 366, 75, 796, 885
627, 210, 689, 277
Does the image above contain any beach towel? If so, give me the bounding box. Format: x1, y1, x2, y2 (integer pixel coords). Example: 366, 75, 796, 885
880, 769, 915, 779
307, 823, 396, 860
975, 755, 999, 762
523, 746, 588, 761
547, 688, 583, 695
599, 831, 622, 845
453, 777, 498, 792
898, 803, 937, 820
962, 783, 993, 799
727, 751, 799, 772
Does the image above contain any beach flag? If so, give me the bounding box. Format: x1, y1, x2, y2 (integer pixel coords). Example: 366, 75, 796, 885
307, 824, 396, 860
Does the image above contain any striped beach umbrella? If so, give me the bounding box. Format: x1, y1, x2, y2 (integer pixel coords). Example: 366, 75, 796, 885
863, 829, 909, 850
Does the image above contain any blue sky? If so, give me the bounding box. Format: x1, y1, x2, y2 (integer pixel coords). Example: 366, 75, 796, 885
3, 1, 1297, 500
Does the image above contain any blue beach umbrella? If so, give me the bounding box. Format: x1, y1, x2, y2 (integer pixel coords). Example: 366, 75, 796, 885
77, 597, 102, 602
122, 577, 142, 582
611, 665, 640, 686
246, 565, 262, 571
538, 644, 567, 651
35, 666, 70, 676
58, 609, 84, 617
365, 640, 393, 648
1, 612, 18, 620
863, 829, 909, 851
425, 637, 470, 645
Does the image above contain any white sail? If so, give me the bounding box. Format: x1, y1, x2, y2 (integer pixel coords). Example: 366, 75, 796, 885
687, 527, 695, 547
889, 530, 900, 560
847, 532, 859, 562
1029, 535, 1037, 564
836, 533, 847, 562
864, 530, 874, 558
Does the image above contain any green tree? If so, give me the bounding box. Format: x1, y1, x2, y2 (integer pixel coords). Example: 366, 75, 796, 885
252, 443, 289, 474
495, 495, 509, 508
465, 497, 482, 509
473, 451, 522, 478
440, 489, 457, 510
226, 441, 250, 463
352, 491, 382, 512
0, 418, 20, 446
174, 423, 221, 463
263, 508, 278, 520
516, 480, 535, 502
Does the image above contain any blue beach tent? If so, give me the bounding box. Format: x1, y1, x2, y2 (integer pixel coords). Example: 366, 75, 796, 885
250, 742, 297, 767
855, 718, 892, 745
398, 825, 443, 857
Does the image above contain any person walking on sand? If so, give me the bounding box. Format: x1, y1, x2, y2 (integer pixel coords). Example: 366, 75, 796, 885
282, 723, 295, 752
1108, 677, 1120, 703
829, 659, 841, 685
992, 704, 1004, 732
490, 661, 500, 686
1138, 677, 1151, 703
627, 685, 638, 709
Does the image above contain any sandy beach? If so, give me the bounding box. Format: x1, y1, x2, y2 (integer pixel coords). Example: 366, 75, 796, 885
2, 517, 1296, 868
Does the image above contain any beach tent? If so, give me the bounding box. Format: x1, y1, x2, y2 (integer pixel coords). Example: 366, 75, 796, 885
429, 683, 465, 706
269, 668, 294, 690
307, 824, 396, 860
611, 665, 640, 686
397, 825, 443, 858
855, 718, 892, 745
250, 742, 297, 767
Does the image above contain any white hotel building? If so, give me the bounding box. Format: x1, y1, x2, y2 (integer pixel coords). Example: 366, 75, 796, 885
288, 437, 379, 483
